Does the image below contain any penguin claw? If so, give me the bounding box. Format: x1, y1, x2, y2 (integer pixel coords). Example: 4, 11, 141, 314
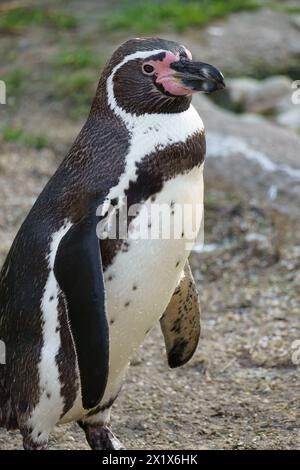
22, 436, 48, 450
79, 422, 126, 450
99, 427, 126, 450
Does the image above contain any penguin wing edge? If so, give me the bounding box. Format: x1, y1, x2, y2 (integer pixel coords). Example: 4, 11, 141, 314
160, 261, 201, 368
54, 215, 109, 410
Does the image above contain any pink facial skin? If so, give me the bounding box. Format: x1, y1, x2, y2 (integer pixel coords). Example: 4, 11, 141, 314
143, 50, 194, 96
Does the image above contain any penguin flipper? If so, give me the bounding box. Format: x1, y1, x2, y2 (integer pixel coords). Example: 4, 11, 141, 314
54, 215, 109, 410
160, 261, 201, 368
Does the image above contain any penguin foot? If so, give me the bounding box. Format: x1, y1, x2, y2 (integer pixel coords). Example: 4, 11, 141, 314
22, 435, 48, 450
79, 422, 125, 450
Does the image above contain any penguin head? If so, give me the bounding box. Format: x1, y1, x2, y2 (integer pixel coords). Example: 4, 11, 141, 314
97, 37, 225, 116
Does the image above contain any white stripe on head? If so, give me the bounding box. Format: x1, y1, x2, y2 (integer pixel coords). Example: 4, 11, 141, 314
107, 49, 167, 126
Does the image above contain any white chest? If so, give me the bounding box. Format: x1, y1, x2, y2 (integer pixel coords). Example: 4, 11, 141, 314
101, 105, 204, 211
101, 164, 204, 403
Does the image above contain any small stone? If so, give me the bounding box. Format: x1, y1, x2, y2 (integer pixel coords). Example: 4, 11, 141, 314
276, 107, 300, 130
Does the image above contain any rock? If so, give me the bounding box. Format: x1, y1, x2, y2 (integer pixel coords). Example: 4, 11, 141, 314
276, 107, 300, 130
216, 78, 258, 112
216, 76, 293, 114
276, 93, 297, 114
291, 15, 300, 31
192, 94, 300, 217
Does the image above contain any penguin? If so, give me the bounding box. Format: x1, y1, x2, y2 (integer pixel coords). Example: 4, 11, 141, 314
0, 37, 225, 450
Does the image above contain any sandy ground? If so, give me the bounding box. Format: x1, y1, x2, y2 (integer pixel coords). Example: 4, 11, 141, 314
0, 0, 300, 450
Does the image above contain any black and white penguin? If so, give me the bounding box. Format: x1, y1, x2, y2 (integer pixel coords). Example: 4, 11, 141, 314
0, 37, 225, 450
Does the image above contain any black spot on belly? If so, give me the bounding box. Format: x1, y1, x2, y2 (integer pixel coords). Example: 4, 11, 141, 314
46, 392, 51, 399
110, 319, 115, 325
111, 197, 118, 207
124, 301, 130, 307
49, 296, 54, 302
176, 260, 180, 267
132, 285, 137, 291
107, 274, 114, 281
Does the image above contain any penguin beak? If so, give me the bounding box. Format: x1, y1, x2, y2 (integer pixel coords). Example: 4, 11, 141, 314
170, 58, 226, 94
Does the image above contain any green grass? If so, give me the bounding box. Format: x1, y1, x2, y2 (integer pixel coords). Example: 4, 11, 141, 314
269, 0, 300, 15
2, 127, 48, 150
102, 0, 260, 33
51, 71, 96, 119
50, 46, 104, 118
2, 69, 27, 96
284, 6, 300, 14
0, 6, 78, 33
54, 47, 99, 69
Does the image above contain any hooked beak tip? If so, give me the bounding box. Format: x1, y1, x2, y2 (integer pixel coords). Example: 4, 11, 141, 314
217, 79, 226, 90
171, 59, 226, 94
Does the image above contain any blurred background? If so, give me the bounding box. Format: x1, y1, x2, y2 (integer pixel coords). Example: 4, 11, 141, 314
0, 0, 299, 450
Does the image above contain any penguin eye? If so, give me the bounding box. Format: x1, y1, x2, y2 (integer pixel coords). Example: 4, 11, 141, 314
142, 63, 155, 76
